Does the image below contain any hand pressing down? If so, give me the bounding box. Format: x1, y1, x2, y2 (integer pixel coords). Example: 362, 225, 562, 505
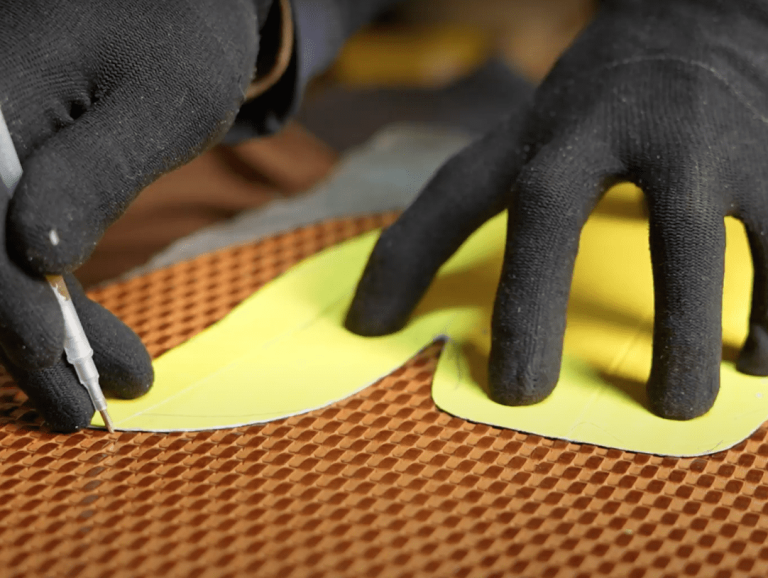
346, 0, 768, 420
0, 0, 264, 431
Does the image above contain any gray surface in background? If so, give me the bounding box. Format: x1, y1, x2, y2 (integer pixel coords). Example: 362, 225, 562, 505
126, 125, 472, 279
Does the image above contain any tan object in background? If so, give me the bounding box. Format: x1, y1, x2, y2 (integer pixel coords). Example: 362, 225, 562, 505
400, 0, 597, 80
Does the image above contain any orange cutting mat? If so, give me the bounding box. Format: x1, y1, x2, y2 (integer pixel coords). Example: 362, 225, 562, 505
1, 214, 768, 578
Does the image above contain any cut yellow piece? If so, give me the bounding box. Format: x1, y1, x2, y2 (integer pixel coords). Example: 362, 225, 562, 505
94, 183, 768, 456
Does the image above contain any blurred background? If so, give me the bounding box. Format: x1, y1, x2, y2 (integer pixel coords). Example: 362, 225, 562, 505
397, 0, 595, 81
299, 0, 595, 149
77, 0, 597, 287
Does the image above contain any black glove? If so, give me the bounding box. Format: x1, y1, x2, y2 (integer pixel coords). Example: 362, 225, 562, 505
346, 0, 768, 421
0, 0, 266, 431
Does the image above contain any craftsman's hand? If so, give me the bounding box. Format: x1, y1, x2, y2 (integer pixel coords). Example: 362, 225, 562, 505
346, 0, 768, 420
0, 0, 265, 431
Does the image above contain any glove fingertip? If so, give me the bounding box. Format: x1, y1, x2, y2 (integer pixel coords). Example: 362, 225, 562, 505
646, 366, 719, 421
87, 313, 154, 400
345, 241, 429, 337
100, 353, 154, 400
8, 193, 94, 275
487, 360, 558, 407
43, 402, 94, 434
5, 360, 95, 433
344, 299, 409, 337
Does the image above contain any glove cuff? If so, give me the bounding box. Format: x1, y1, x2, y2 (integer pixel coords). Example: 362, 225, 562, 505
245, 0, 294, 101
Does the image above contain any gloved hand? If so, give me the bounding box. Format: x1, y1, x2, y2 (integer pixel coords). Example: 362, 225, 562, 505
0, 0, 266, 431
346, 0, 768, 420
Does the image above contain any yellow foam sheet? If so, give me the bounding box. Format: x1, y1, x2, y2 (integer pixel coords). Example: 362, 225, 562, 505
94, 184, 768, 456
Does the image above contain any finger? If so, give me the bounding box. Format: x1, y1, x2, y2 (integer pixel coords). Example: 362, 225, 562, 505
66, 274, 154, 399
0, 198, 64, 369
0, 350, 93, 433
8, 84, 239, 275
488, 138, 622, 406
736, 220, 768, 375
2, 276, 154, 432
345, 111, 529, 336
645, 175, 725, 420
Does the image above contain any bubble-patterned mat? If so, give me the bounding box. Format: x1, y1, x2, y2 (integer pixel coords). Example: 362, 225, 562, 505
1, 214, 767, 578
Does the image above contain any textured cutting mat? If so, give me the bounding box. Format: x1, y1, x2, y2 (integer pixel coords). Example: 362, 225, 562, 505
2, 214, 768, 578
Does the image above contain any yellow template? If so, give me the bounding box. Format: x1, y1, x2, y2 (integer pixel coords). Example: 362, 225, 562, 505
94, 184, 768, 456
